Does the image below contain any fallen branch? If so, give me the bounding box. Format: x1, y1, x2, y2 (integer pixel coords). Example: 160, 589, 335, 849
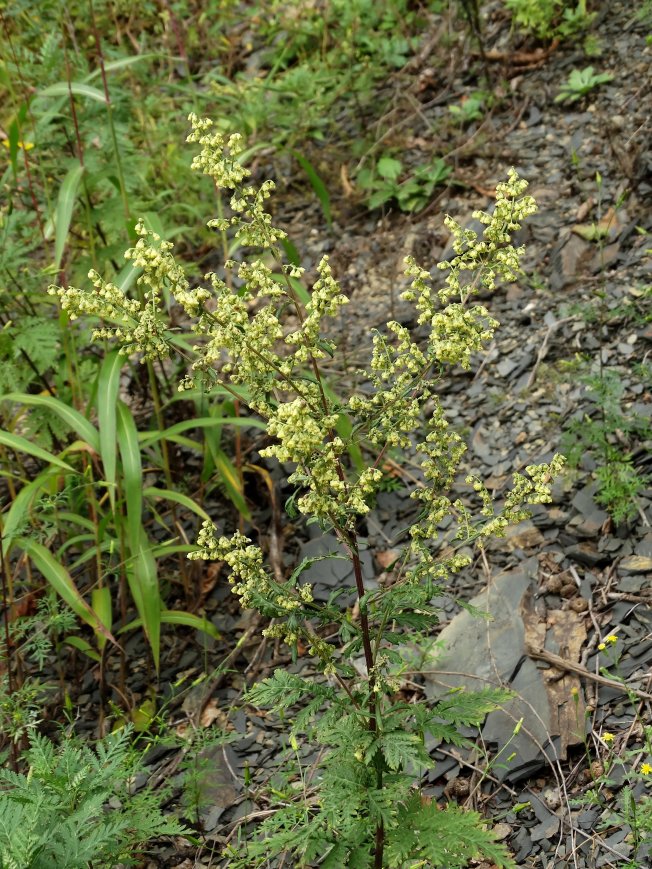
526, 644, 652, 701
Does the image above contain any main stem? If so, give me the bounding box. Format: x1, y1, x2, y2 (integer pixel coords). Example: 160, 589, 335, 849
342, 527, 384, 868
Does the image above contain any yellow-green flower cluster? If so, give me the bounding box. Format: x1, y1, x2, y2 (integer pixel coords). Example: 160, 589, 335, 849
188, 270, 284, 410
465, 454, 566, 543
125, 220, 209, 317
190, 522, 313, 613
49, 269, 169, 362
186, 114, 248, 189
436, 168, 537, 301
349, 322, 428, 448
428, 302, 500, 370
187, 113, 286, 249
261, 398, 338, 464
285, 256, 349, 361
401, 170, 535, 373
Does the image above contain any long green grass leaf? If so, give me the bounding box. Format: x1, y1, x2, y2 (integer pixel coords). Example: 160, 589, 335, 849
139, 415, 264, 447
126, 533, 161, 670
97, 352, 122, 508
291, 150, 332, 226
116, 399, 142, 555
38, 82, 107, 103
0, 431, 74, 472
17, 538, 117, 647
62, 636, 101, 662
116, 398, 160, 667
143, 487, 211, 523
0, 470, 58, 553
119, 610, 220, 640
213, 447, 250, 520
53, 164, 85, 269
1, 393, 100, 452
91, 586, 113, 651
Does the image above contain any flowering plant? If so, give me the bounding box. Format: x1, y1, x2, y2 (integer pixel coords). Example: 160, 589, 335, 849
51, 115, 564, 867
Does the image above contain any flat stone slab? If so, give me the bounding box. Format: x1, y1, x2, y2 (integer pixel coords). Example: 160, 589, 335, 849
423, 557, 586, 782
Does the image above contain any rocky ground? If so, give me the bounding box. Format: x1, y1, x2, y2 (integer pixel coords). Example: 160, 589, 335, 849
68, 2, 652, 866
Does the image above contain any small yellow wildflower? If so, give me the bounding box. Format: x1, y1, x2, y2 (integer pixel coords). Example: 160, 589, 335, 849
598, 643, 606, 651
1, 139, 34, 151
641, 763, 652, 775
602, 732, 615, 743
606, 634, 618, 644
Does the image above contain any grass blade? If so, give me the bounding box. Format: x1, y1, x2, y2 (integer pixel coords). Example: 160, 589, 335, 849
213, 447, 250, 520
97, 351, 122, 508
139, 415, 264, 448
126, 533, 161, 670
119, 610, 220, 640
53, 164, 85, 270
0, 469, 59, 553
143, 487, 211, 523
291, 149, 332, 227
2, 393, 100, 452
38, 82, 107, 103
0, 430, 74, 472
17, 538, 118, 647
116, 399, 142, 555
91, 586, 113, 651
116, 400, 161, 669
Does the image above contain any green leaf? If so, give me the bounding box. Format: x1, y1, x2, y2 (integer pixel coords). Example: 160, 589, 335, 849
97, 351, 122, 509
62, 636, 101, 662
0, 430, 74, 472
291, 150, 332, 227
377, 156, 403, 181
213, 447, 250, 520
119, 610, 220, 640
38, 82, 107, 104
0, 469, 58, 553
125, 532, 161, 671
376, 730, 430, 771
143, 486, 211, 523
116, 399, 142, 555
88, 54, 158, 78
91, 586, 112, 651
53, 164, 85, 270
17, 539, 116, 647
368, 186, 394, 209
139, 415, 265, 447
1, 394, 99, 453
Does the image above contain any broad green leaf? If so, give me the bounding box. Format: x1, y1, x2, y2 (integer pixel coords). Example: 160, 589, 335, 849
62, 636, 101, 662
17, 538, 117, 647
0, 469, 58, 553
125, 531, 161, 670
1, 393, 99, 452
377, 156, 403, 181
119, 610, 220, 641
97, 351, 122, 508
143, 487, 211, 522
38, 82, 107, 104
116, 399, 142, 548
91, 586, 113, 651
0, 430, 74, 472
53, 164, 85, 269
139, 415, 264, 447
213, 447, 250, 520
